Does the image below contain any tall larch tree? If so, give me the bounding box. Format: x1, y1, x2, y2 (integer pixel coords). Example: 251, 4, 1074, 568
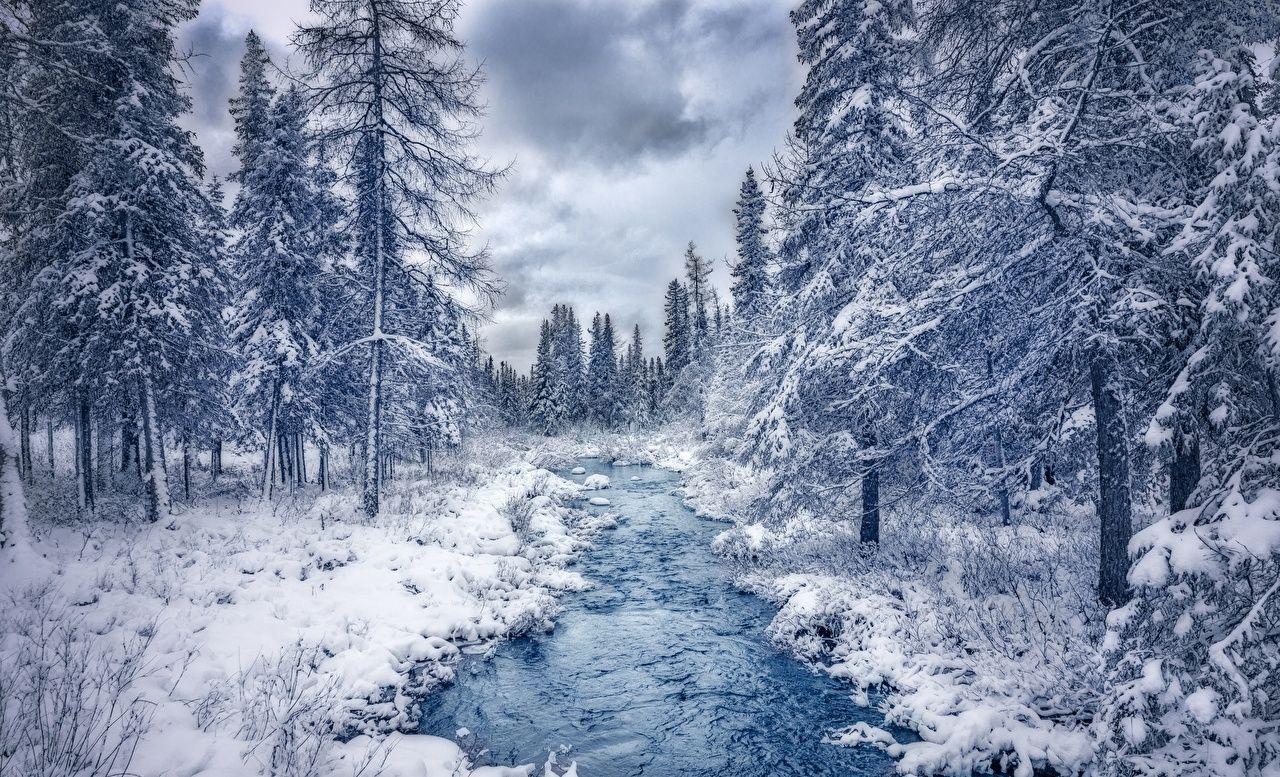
295, 0, 502, 517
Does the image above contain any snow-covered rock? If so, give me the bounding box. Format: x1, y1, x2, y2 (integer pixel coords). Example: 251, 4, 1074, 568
588, 496, 611, 506
570, 466, 586, 474
582, 474, 610, 490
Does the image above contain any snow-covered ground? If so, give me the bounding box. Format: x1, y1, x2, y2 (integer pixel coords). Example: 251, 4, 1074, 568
681, 452, 1108, 777
0, 445, 603, 777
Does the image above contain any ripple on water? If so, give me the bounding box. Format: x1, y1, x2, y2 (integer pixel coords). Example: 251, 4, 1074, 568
418, 459, 901, 777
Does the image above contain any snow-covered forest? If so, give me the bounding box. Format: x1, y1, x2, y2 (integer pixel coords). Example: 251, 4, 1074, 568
1, 0, 1278, 775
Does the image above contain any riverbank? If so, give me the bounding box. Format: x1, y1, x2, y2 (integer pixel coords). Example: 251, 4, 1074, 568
415, 455, 902, 776
540, 427, 1103, 776
679, 454, 1104, 776
0, 442, 593, 777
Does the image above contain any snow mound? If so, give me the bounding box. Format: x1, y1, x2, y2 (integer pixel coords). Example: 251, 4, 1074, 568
588, 497, 611, 506
570, 466, 586, 474
582, 474, 610, 490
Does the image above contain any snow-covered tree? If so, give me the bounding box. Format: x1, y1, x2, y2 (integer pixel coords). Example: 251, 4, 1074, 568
529, 319, 560, 435
1097, 41, 1280, 777
295, 0, 502, 516
684, 242, 711, 351
662, 279, 691, 378
12, 0, 228, 522
730, 166, 770, 324
229, 86, 332, 499
585, 312, 619, 428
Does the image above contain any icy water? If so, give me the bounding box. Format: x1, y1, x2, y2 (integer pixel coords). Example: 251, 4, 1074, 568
419, 459, 898, 776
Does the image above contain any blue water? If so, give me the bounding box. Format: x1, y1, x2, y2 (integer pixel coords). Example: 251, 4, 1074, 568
418, 459, 898, 776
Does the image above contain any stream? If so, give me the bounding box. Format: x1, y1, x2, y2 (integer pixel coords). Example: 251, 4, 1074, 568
418, 459, 898, 776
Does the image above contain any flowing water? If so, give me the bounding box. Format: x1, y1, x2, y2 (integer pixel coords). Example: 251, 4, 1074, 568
419, 459, 898, 776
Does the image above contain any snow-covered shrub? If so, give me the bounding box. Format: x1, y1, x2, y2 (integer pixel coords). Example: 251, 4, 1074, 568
1097, 478, 1280, 777
0, 589, 155, 777
233, 644, 343, 777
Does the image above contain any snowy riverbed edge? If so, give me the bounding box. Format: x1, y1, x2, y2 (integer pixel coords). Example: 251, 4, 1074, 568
0, 455, 603, 777
548, 429, 1099, 777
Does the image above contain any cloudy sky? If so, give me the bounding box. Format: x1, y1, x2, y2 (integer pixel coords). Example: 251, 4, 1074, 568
178, 0, 801, 369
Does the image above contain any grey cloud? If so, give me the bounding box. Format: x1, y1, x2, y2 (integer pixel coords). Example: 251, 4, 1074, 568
178, 4, 291, 181
467, 0, 788, 169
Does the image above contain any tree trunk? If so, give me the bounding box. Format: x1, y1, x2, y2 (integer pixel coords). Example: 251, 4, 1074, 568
181, 433, 191, 501
46, 417, 54, 478
860, 459, 880, 544
361, 15, 389, 520
77, 396, 94, 514
363, 338, 384, 518
262, 381, 280, 500
120, 407, 137, 475
95, 415, 110, 491
296, 433, 307, 485
1169, 427, 1200, 513
19, 403, 32, 483
318, 442, 328, 492
280, 433, 292, 488
140, 375, 169, 523
1091, 352, 1133, 607
211, 439, 222, 481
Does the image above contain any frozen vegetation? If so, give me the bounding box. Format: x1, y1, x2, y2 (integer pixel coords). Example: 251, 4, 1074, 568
0, 434, 604, 776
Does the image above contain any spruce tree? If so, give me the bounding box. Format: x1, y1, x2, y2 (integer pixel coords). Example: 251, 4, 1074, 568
15, 0, 228, 522
684, 242, 711, 351
663, 279, 691, 377
529, 320, 559, 435
229, 86, 330, 499
730, 167, 770, 322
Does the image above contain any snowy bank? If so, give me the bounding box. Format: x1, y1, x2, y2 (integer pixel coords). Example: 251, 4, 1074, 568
0, 459, 595, 776
683, 452, 1105, 777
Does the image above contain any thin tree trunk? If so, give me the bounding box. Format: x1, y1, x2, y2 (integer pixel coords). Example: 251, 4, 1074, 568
121, 406, 137, 475
19, 403, 32, 483
364, 340, 384, 517
211, 439, 222, 481
95, 414, 109, 491
77, 396, 94, 514
318, 442, 328, 492
46, 417, 54, 478
985, 352, 1012, 526
262, 381, 280, 500
140, 375, 168, 523
296, 433, 307, 484
361, 11, 389, 519
1169, 427, 1201, 513
1091, 351, 1133, 607
181, 433, 191, 501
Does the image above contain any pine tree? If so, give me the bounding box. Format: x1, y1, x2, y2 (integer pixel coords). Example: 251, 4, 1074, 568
529, 320, 559, 435
663, 279, 691, 377
585, 312, 619, 428
13, 0, 228, 522
730, 167, 770, 323
684, 242, 711, 351
227, 30, 273, 185
229, 86, 331, 499
296, 0, 502, 516
550, 304, 585, 423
